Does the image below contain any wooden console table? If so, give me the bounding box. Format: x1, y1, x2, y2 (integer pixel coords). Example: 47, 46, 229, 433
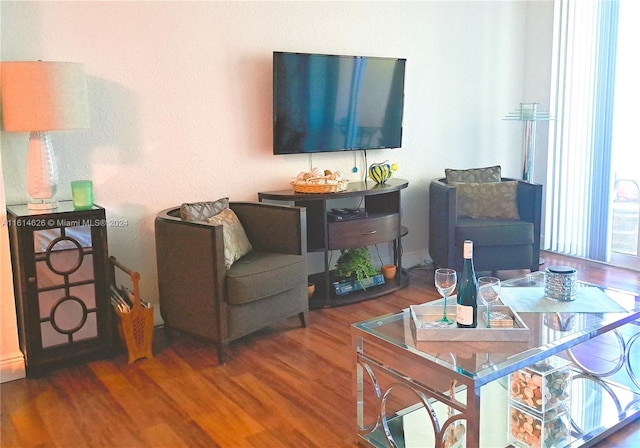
258, 178, 409, 308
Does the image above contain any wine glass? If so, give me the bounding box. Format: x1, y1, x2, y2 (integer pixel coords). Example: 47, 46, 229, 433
478, 276, 501, 328
435, 268, 457, 324
480, 352, 498, 375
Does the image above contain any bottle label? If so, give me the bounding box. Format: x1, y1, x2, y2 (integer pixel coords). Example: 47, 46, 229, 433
463, 240, 473, 259
457, 304, 474, 325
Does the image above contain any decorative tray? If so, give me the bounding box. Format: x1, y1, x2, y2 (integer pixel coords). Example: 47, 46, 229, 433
410, 303, 530, 342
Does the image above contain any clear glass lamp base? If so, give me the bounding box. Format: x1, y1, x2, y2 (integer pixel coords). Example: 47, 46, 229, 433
28, 199, 59, 210
26, 131, 59, 211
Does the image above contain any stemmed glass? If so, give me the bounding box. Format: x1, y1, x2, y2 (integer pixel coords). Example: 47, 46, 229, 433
478, 276, 501, 328
435, 268, 457, 324
480, 352, 497, 372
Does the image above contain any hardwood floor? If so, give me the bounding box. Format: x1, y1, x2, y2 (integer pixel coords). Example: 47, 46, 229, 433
1, 251, 639, 447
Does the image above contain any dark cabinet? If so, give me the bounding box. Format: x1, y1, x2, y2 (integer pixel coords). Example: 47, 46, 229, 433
7, 201, 114, 376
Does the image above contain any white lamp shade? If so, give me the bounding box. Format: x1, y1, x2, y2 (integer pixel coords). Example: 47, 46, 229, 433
1, 61, 90, 132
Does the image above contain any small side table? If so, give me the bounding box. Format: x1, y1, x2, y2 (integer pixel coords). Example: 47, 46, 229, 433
6, 201, 114, 376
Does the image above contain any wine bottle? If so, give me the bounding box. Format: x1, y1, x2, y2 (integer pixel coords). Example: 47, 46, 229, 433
456, 240, 478, 328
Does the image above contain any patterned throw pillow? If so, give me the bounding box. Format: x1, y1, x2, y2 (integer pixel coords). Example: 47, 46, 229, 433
207, 209, 253, 269
452, 181, 520, 219
180, 198, 229, 222
445, 165, 501, 183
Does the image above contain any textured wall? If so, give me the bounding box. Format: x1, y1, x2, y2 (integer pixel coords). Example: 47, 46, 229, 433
1, 1, 550, 336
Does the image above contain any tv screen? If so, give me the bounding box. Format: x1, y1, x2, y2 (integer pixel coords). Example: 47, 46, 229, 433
273, 52, 406, 155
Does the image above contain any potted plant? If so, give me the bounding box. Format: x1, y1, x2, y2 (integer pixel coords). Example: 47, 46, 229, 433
334, 247, 381, 291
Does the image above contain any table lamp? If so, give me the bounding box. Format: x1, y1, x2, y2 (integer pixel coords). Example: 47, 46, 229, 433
1, 61, 90, 210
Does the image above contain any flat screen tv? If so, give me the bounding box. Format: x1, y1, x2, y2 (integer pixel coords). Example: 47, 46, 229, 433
273, 51, 406, 155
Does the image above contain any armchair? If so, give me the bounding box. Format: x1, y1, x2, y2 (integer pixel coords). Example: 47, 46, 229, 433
155, 201, 308, 363
429, 177, 542, 273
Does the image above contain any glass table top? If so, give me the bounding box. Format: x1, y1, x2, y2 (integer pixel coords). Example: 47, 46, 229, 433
353, 272, 640, 385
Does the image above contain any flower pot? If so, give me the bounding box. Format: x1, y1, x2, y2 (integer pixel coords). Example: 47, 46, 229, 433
307, 282, 315, 299
381, 264, 397, 280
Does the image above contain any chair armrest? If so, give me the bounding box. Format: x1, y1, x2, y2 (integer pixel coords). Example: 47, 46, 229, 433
154, 210, 227, 341
429, 178, 457, 268
230, 202, 307, 255
508, 178, 543, 270
505, 178, 543, 226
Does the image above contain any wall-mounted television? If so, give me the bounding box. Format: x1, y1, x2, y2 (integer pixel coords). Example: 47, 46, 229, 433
273, 51, 406, 155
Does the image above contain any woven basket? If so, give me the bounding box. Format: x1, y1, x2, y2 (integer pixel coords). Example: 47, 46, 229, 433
292, 178, 348, 194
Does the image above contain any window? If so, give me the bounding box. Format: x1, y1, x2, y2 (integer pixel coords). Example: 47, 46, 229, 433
545, 0, 639, 270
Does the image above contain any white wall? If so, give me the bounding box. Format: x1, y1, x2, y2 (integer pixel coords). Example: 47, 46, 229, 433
523, 0, 555, 247
0, 151, 25, 382
523, 0, 555, 178
1, 0, 554, 381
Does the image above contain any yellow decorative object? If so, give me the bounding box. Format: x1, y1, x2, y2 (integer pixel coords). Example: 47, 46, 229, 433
368, 161, 394, 184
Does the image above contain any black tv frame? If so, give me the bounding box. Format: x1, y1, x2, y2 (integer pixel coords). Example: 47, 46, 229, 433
273, 51, 406, 155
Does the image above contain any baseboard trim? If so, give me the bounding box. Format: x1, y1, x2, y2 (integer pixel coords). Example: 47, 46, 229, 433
0, 352, 26, 383
402, 250, 432, 270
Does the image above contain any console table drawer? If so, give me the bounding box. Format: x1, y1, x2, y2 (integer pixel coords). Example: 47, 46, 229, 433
328, 214, 400, 249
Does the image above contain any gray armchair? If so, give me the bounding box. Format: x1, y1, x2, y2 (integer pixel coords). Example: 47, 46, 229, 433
429, 177, 542, 273
155, 202, 308, 363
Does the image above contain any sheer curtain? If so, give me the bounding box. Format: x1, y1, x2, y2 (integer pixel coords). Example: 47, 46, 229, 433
545, 0, 619, 261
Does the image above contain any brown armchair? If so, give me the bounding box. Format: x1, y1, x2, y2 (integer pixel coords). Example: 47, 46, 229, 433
155, 202, 308, 363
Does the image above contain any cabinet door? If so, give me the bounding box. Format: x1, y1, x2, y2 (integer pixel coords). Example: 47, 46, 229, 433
32, 224, 102, 350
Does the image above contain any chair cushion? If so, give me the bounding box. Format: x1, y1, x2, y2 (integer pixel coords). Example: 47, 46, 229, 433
471, 245, 534, 272
181, 198, 229, 222
456, 218, 533, 246
207, 209, 253, 269
226, 251, 306, 305
452, 181, 520, 219
445, 165, 501, 183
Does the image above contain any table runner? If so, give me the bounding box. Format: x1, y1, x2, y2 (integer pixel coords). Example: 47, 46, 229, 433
499, 285, 627, 313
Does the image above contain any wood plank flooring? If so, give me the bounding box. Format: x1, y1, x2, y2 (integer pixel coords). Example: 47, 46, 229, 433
1, 251, 639, 447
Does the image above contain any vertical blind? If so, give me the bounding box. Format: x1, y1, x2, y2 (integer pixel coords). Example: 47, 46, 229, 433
545, 0, 619, 261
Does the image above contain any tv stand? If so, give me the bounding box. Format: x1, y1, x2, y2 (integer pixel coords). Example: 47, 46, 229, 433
258, 179, 409, 308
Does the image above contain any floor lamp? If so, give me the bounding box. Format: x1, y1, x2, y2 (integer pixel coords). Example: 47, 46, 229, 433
1, 61, 90, 210
504, 103, 553, 183
504, 103, 553, 264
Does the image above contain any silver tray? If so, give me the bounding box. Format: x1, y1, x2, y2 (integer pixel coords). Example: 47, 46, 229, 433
410, 304, 530, 342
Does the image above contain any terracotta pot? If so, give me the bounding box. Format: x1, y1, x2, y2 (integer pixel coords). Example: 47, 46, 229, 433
307, 282, 315, 299
381, 264, 397, 280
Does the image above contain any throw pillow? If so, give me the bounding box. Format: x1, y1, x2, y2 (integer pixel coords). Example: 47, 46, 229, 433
207, 209, 253, 269
181, 198, 229, 222
452, 181, 520, 219
445, 165, 501, 184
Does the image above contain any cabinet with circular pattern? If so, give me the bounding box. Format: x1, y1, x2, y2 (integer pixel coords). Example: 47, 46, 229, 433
6, 201, 114, 376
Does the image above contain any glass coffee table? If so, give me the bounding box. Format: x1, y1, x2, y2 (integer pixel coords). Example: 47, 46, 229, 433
352, 272, 640, 447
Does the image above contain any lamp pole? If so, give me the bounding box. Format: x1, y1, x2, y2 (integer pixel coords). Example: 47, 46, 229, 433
522, 116, 537, 183
505, 102, 553, 265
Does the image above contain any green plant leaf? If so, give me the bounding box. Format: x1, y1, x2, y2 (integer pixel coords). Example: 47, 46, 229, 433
334, 247, 379, 288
